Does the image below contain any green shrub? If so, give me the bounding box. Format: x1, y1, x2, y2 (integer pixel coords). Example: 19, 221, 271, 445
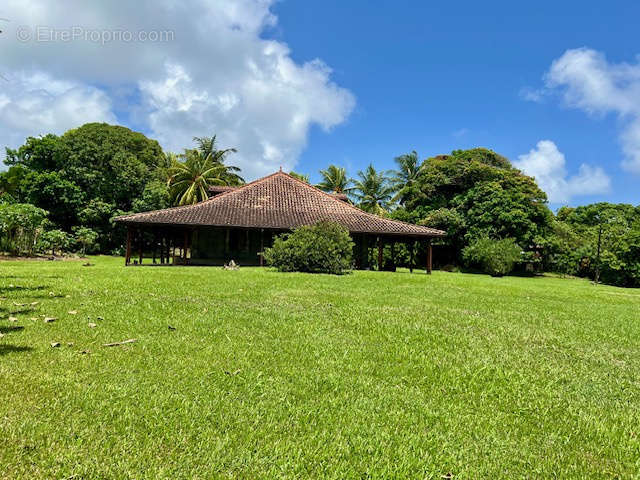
264, 221, 354, 274
38, 229, 73, 256
463, 237, 522, 277
73, 226, 99, 256
0, 203, 48, 255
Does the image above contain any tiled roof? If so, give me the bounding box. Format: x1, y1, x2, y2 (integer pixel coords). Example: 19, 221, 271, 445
116, 172, 445, 238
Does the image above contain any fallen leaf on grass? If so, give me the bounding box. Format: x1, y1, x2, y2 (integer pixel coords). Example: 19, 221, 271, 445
50, 342, 60, 348
88, 323, 97, 328
68, 310, 78, 315
102, 339, 136, 347
49, 292, 55, 297
67, 342, 74, 347
0, 333, 4, 338
44, 317, 57, 323
29, 317, 37, 321
30, 301, 39, 306
13, 302, 27, 306
8, 316, 18, 322
224, 369, 242, 376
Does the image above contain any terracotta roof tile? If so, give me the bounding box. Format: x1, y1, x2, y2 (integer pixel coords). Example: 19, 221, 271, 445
116, 172, 445, 238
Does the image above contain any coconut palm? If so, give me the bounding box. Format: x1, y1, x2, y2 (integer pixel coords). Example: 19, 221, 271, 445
167, 150, 228, 206
351, 164, 394, 214
193, 135, 244, 185
289, 171, 310, 183
390, 150, 424, 204
316, 165, 353, 194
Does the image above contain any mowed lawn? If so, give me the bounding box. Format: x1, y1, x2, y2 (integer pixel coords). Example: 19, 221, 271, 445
1, 257, 640, 479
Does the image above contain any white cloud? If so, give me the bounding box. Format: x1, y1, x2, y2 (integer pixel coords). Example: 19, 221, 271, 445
515, 140, 611, 204
0, 72, 116, 153
0, 0, 355, 178
542, 48, 640, 173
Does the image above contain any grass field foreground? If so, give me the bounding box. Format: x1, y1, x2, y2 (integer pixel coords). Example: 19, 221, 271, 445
1, 257, 640, 478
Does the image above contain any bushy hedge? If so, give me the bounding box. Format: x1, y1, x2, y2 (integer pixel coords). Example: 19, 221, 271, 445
264, 221, 354, 274
463, 237, 522, 277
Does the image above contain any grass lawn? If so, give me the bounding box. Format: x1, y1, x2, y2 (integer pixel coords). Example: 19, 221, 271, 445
1, 257, 640, 478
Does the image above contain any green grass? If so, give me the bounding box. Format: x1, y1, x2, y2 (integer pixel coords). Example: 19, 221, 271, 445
1, 257, 640, 478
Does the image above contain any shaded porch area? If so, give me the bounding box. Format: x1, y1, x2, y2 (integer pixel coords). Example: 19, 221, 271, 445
125, 225, 435, 274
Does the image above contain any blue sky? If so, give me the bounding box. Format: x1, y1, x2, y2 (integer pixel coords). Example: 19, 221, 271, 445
269, 0, 640, 207
2, 0, 639, 208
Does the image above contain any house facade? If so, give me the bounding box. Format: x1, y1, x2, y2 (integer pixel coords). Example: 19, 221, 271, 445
114, 171, 445, 272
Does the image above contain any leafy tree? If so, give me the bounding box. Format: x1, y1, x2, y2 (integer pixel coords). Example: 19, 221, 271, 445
351, 164, 394, 214
390, 150, 423, 204
548, 203, 640, 287
39, 229, 72, 256
18, 171, 85, 231
132, 180, 171, 213
264, 221, 354, 274
0, 203, 48, 255
463, 237, 522, 276
317, 165, 353, 194
402, 148, 551, 263
73, 226, 99, 256
5, 134, 63, 172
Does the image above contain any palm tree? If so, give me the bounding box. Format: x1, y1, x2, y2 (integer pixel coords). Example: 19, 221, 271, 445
316, 165, 353, 194
167, 150, 228, 206
289, 171, 310, 183
390, 150, 423, 204
192, 135, 244, 185
351, 164, 394, 214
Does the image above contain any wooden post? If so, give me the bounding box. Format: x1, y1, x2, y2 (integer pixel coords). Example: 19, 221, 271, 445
152, 232, 157, 264
390, 241, 396, 272
377, 236, 383, 271
409, 241, 414, 274
183, 230, 189, 265
259, 228, 264, 266
426, 239, 432, 275
138, 229, 143, 265
125, 226, 132, 265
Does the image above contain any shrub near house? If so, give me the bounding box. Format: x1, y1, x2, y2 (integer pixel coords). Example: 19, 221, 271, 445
264, 221, 354, 274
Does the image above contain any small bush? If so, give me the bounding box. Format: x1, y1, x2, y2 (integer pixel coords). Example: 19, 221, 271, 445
264, 221, 354, 274
463, 237, 522, 277
38, 229, 73, 256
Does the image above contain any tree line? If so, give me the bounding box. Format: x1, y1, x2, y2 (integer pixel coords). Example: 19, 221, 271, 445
1, 122, 638, 287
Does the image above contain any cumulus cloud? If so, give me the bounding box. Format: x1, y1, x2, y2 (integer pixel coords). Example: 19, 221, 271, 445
0, 0, 355, 178
0, 72, 116, 153
541, 48, 640, 173
515, 140, 611, 204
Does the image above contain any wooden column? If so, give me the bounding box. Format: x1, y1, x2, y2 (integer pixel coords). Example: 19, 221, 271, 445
377, 236, 383, 271
409, 241, 414, 274
125, 226, 132, 265
390, 241, 396, 272
259, 228, 264, 267
138, 229, 143, 265
426, 239, 432, 275
183, 230, 189, 265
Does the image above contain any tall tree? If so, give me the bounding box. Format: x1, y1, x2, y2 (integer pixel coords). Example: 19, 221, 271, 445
193, 135, 244, 185
168, 150, 228, 206
390, 150, 423, 204
317, 165, 353, 194
352, 164, 394, 214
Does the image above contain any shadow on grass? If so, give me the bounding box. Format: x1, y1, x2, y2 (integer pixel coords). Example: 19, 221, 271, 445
0, 344, 32, 356
0, 285, 49, 294
0, 325, 24, 334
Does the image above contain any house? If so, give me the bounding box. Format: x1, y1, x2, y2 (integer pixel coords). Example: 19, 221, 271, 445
114, 171, 445, 272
